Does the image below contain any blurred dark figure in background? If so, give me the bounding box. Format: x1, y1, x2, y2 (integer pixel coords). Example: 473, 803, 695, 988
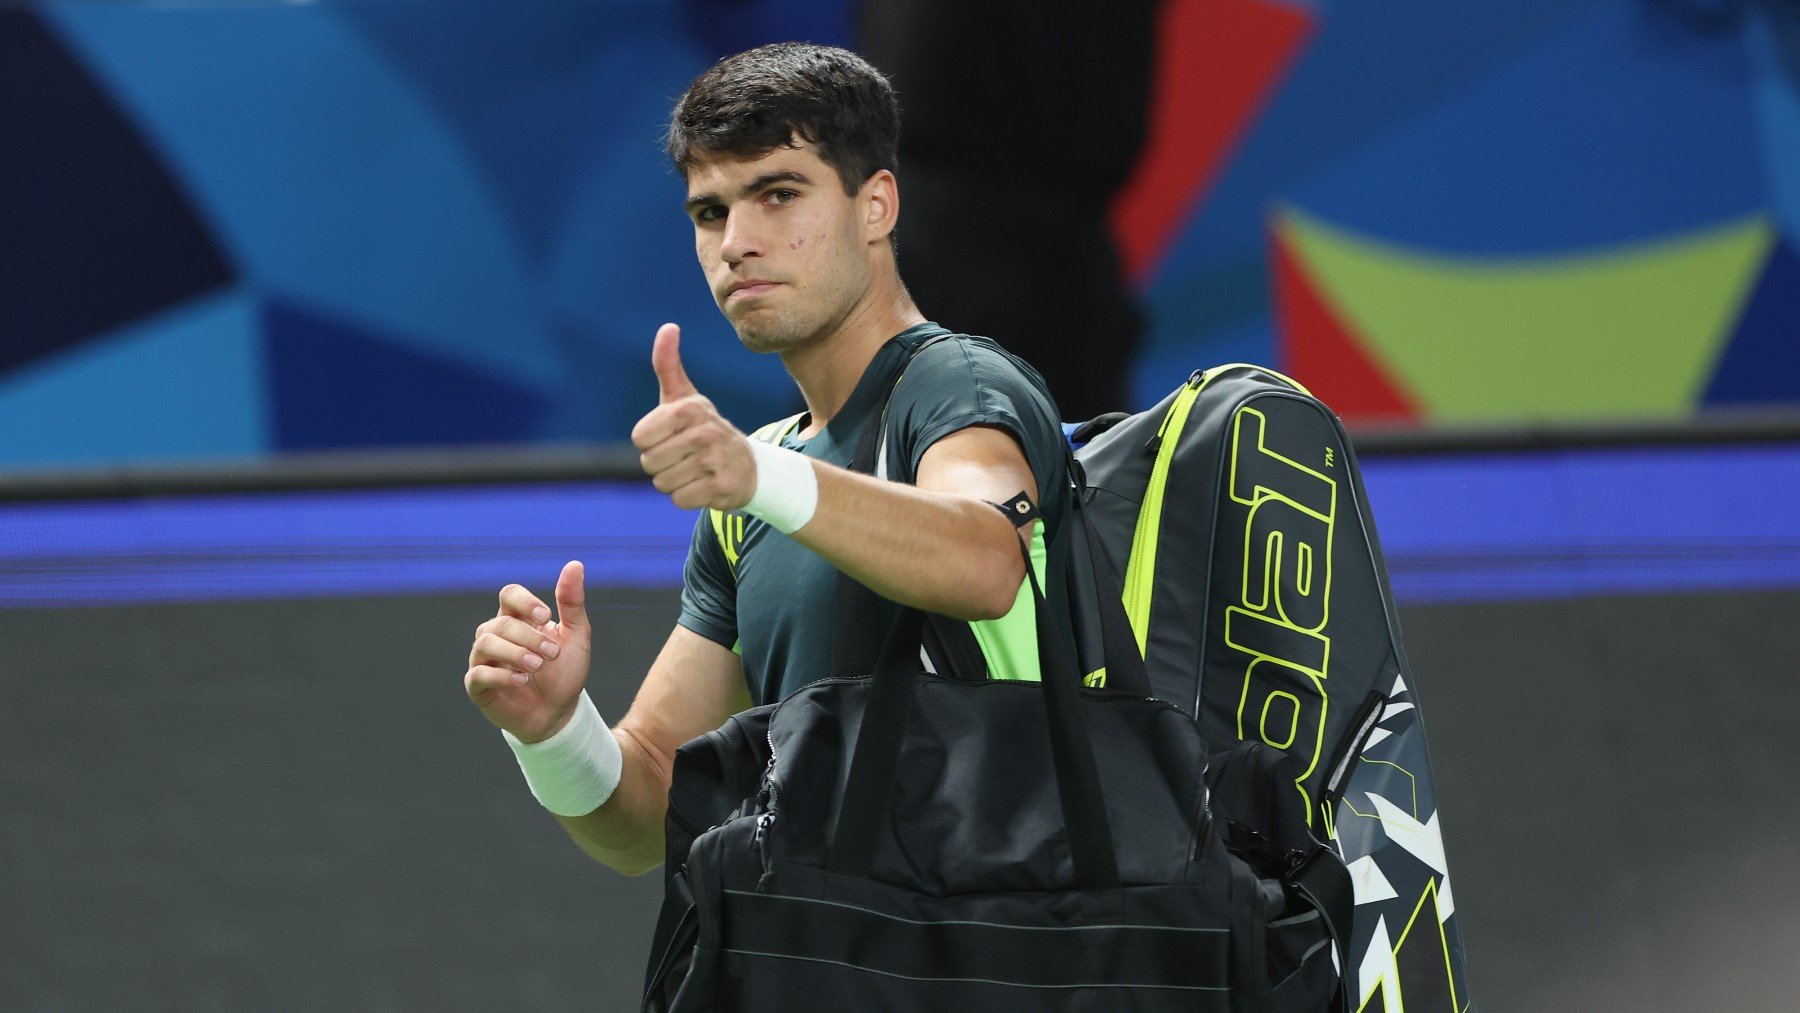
859, 0, 1160, 420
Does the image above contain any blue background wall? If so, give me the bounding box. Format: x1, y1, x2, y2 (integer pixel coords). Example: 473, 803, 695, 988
2, 0, 846, 470
3, 0, 1797, 462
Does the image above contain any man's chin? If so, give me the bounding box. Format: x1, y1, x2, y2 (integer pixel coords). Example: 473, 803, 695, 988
734, 320, 805, 355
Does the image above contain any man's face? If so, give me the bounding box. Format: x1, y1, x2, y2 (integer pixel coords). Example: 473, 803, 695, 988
684, 140, 873, 355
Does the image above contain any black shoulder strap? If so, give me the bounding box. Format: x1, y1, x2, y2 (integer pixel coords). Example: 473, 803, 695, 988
1062, 446, 1152, 697
831, 334, 987, 681
827, 377, 892, 680
1073, 515, 1151, 695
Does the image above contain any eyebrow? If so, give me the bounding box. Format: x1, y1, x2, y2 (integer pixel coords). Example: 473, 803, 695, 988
685, 170, 814, 210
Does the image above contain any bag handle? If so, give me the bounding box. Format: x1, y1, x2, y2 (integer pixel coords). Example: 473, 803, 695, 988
828, 524, 1121, 891
1062, 447, 1153, 697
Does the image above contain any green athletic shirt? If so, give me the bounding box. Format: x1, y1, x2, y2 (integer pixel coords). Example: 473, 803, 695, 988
676, 322, 1072, 706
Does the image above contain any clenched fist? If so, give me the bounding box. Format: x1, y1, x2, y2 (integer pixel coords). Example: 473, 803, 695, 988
631, 323, 758, 512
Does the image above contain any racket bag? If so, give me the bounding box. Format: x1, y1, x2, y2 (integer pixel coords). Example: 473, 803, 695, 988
1067, 363, 1472, 1011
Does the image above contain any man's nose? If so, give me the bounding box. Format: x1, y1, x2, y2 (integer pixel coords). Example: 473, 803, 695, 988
719, 210, 762, 264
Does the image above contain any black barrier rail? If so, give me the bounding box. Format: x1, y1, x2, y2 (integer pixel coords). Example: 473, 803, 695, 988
0, 443, 647, 502
2, 408, 1800, 502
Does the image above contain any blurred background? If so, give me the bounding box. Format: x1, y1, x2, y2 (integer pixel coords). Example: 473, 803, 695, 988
2, 0, 1797, 1009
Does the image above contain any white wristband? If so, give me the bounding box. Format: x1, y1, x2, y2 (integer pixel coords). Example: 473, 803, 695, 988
744, 439, 819, 534
502, 691, 622, 817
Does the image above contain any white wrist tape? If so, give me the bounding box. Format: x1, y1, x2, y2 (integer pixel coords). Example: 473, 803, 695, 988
503, 691, 622, 817
744, 439, 819, 534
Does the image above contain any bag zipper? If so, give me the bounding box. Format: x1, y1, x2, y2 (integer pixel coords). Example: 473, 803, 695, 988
751, 736, 781, 859
1191, 753, 1216, 868
1317, 689, 1387, 836
1124, 368, 1210, 655
747, 676, 872, 883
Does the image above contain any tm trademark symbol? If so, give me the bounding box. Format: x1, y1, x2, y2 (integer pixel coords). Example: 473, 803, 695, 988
1325, 447, 1336, 467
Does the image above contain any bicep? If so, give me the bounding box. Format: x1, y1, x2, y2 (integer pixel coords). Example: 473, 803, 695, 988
914, 423, 1039, 507
614, 624, 749, 773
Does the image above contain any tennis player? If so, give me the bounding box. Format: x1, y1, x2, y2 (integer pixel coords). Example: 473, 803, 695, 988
462, 43, 1072, 874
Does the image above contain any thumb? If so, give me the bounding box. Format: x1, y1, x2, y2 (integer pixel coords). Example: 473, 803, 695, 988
554, 560, 588, 633
652, 322, 696, 403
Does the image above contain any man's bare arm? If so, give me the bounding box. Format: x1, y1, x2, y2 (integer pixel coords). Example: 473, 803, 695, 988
635, 325, 1041, 622
465, 564, 749, 875
554, 626, 748, 875
791, 424, 1038, 621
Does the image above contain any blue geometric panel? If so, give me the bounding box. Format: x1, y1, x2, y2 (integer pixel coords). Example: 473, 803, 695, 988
0, 289, 266, 467
4, 0, 1789, 471
45, 4, 561, 391
1288, 0, 1765, 254
0, 9, 233, 373
680, 0, 855, 59
542, 25, 796, 437
1155, 0, 1599, 277
1141, 254, 1272, 352
1137, 0, 1603, 388
1748, 4, 1800, 240
336, 0, 671, 267
1130, 315, 1276, 413
1704, 240, 1800, 405
264, 298, 546, 451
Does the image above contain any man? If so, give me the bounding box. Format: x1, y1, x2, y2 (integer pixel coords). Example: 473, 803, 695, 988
462, 43, 1071, 876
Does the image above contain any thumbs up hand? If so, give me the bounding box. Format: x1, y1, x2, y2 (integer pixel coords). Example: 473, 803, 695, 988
464, 560, 594, 742
632, 323, 758, 511
651, 319, 698, 404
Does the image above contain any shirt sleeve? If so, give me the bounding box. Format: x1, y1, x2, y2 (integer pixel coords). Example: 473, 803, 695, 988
885, 337, 1066, 505
676, 511, 738, 649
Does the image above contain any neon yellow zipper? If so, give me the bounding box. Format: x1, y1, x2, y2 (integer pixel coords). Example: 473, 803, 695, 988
1120, 363, 1306, 654
1122, 370, 1209, 654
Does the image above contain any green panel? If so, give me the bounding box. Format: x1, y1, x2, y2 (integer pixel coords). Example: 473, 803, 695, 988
971, 523, 1049, 682
1277, 208, 1772, 421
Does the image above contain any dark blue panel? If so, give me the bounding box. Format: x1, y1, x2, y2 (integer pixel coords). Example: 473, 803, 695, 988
337, 0, 679, 267
0, 10, 234, 372
680, 0, 854, 59
1704, 241, 1800, 405
1286, 1, 1764, 254
265, 299, 545, 450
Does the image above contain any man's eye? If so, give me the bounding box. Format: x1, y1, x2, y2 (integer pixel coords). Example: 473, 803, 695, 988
695, 205, 725, 223
766, 189, 797, 205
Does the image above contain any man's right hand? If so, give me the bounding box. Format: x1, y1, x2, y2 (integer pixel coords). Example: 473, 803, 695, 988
465, 560, 593, 743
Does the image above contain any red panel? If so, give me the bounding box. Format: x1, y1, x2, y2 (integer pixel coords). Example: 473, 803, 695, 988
1110, 0, 1315, 286
1272, 225, 1419, 423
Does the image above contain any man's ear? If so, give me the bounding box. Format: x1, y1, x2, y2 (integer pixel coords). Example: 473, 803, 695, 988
861, 169, 899, 244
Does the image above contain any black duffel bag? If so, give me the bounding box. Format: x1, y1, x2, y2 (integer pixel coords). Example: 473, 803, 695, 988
641, 527, 1352, 1011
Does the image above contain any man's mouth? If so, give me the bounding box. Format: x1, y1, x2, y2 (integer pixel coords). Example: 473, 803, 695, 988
727, 281, 779, 300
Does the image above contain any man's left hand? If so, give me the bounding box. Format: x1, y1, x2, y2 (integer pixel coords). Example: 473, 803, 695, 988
632, 322, 758, 511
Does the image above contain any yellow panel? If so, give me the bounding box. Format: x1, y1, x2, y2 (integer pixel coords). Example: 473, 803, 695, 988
1277, 208, 1772, 422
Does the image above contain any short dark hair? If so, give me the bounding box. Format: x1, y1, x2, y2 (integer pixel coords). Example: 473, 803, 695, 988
666, 43, 900, 197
